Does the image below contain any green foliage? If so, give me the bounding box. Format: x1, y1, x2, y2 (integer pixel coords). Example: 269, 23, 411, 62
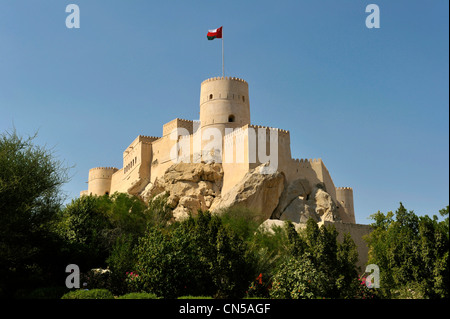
270, 256, 327, 299
117, 292, 159, 299
365, 203, 449, 298
132, 211, 254, 298
218, 206, 263, 242
15, 286, 69, 299
56, 195, 113, 269
146, 193, 174, 227
0, 130, 69, 297
61, 289, 114, 299
276, 220, 360, 299
106, 234, 136, 295
55, 192, 159, 270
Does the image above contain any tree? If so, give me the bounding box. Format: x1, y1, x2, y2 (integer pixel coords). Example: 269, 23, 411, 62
365, 203, 449, 298
132, 211, 254, 298
267, 219, 360, 299
0, 130, 69, 297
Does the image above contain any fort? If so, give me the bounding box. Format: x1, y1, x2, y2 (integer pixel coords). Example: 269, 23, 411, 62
80, 76, 372, 267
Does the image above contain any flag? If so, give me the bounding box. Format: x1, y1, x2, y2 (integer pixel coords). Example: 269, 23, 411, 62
207, 26, 223, 40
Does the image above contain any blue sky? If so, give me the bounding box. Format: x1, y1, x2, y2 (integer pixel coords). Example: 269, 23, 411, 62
0, 0, 448, 224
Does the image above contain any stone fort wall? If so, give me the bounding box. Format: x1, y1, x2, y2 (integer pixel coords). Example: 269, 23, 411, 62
81, 76, 356, 226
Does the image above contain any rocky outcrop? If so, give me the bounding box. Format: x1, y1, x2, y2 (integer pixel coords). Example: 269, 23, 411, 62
139, 162, 340, 223
272, 178, 340, 223
210, 163, 285, 221
140, 162, 223, 220
258, 219, 305, 234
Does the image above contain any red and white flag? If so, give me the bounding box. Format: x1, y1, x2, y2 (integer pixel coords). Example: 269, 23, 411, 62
207, 26, 223, 40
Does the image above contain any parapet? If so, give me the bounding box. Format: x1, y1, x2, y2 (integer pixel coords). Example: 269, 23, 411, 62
163, 118, 194, 137
336, 187, 353, 191
293, 158, 322, 163
138, 135, 160, 143
247, 124, 290, 135
201, 76, 248, 85
88, 167, 119, 181
291, 158, 323, 169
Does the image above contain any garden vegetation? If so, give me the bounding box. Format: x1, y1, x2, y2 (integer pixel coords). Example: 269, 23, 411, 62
0, 131, 448, 299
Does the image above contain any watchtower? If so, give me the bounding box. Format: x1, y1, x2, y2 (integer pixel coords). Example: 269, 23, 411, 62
199, 76, 250, 137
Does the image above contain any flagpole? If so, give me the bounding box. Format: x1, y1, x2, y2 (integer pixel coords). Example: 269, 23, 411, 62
222, 30, 224, 77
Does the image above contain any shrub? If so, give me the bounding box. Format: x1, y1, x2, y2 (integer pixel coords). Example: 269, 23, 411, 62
117, 292, 159, 299
61, 289, 114, 299
365, 204, 449, 298
132, 211, 254, 298
26, 286, 70, 299
270, 256, 327, 299
106, 234, 136, 295
80, 268, 113, 291
246, 273, 271, 298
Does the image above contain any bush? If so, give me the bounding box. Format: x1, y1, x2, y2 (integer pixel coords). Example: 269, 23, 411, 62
117, 292, 159, 299
270, 256, 327, 299
365, 204, 449, 298
80, 268, 113, 291
61, 289, 114, 299
106, 234, 136, 295
132, 211, 255, 298
26, 286, 70, 299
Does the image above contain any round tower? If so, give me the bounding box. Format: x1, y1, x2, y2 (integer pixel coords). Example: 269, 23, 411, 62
87, 167, 118, 196
336, 187, 355, 223
199, 77, 250, 136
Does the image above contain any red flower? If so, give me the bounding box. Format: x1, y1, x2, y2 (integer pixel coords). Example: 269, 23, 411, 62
257, 273, 263, 285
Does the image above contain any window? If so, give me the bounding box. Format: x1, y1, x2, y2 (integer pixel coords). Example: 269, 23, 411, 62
228, 115, 235, 122
209, 94, 213, 100
242, 96, 245, 102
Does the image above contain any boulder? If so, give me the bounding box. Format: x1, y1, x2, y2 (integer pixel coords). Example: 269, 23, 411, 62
280, 196, 319, 223
210, 163, 285, 220
278, 185, 340, 223
258, 219, 305, 234
139, 162, 224, 220
271, 178, 312, 219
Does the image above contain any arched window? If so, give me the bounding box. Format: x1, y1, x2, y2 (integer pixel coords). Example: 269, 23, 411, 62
209, 94, 213, 100
242, 96, 245, 102
228, 115, 235, 122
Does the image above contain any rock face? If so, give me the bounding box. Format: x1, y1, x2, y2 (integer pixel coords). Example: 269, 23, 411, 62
139, 162, 339, 223
210, 163, 285, 221
272, 178, 340, 223
140, 162, 223, 220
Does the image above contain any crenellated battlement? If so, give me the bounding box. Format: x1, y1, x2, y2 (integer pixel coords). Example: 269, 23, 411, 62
89, 167, 118, 182
293, 158, 322, 163
248, 124, 289, 134
224, 127, 245, 139
89, 167, 119, 171
336, 187, 353, 191
163, 118, 195, 137
139, 135, 160, 140
201, 76, 248, 85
